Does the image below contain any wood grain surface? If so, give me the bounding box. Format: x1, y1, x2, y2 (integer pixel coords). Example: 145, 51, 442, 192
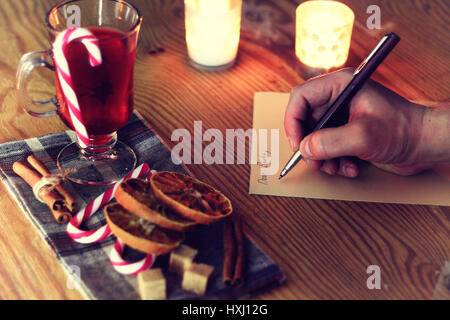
0, 0, 449, 299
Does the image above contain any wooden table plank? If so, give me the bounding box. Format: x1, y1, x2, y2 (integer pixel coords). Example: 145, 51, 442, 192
0, 0, 448, 299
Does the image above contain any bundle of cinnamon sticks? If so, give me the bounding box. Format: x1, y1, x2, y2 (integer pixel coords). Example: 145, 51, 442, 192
223, 216, 245, 287
12, 155, 77, 224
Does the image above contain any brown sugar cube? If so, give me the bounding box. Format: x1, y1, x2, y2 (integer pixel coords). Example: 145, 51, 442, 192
169, 244, 198, 275
137, 268, 166, 300
181, 263, 215, 296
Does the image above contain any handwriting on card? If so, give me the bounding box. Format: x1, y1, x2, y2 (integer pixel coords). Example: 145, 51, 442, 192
257, 151, 271, 184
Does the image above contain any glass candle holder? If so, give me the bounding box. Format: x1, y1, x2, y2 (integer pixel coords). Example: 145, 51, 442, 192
296, 0, 354, 70
185, 0, 242, 70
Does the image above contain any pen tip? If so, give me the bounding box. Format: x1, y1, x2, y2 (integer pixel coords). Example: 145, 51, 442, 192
278, 174, 283, 180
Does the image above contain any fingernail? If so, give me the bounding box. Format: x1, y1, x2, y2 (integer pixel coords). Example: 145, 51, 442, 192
301, 137, 312, 158
344, 165, 357, 178
287, 137, 297, 152
342, 165, 349, 176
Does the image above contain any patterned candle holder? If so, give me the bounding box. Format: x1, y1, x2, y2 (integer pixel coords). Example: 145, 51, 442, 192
296, 1, 354, 70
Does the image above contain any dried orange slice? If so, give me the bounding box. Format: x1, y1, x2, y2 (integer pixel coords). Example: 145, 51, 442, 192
104, 203, 185, 255
115, 178, 197, 231
149, 171, 233, 224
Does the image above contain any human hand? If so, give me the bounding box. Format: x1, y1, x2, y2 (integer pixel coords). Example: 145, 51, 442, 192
284, 69, 450, 178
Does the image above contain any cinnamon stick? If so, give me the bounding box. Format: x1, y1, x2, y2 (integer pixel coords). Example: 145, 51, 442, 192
12, 161, 72, 224
231, 217, 245, 288
222, 219, 236, 286
222, 216, 245, 287
27, 155, 77, 212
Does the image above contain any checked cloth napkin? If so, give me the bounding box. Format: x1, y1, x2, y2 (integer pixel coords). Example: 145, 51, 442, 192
0, 111, 284, 300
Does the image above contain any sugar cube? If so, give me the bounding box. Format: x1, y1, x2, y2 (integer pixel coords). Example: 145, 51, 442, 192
137, 268, 166, 300
181, 263, 214, 295
169, 244, 198, 275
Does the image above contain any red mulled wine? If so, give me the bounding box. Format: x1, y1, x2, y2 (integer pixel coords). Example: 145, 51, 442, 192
54, 27, 136, 142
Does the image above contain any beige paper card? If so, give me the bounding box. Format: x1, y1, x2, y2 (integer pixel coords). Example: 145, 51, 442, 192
249, 92, 450, 206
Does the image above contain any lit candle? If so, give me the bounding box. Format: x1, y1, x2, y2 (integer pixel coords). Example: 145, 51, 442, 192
185, 0, 242, 69
296, 1, 355, 70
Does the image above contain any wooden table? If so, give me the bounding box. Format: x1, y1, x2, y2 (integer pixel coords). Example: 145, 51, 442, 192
0, 0, 448, 299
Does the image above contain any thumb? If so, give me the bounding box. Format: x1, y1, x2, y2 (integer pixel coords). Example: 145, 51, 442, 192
299, 120, 373, 160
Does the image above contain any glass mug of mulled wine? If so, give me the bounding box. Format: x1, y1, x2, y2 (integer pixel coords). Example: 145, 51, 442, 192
16, 0, 142, 185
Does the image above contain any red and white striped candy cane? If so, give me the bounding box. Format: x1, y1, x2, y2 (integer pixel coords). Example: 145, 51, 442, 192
53, 27, 102, 148
108, 170, 157, 275
110, 239, 156, 275
67, 163, 151, 244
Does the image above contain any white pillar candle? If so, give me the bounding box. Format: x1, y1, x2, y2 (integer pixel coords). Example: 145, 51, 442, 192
185, 0, 242, 69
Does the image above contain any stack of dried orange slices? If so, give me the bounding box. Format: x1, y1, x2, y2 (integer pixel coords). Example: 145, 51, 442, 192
104, 171, 233, 255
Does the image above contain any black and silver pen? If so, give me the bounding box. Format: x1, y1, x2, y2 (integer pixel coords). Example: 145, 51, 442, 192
279, 32, 400, 180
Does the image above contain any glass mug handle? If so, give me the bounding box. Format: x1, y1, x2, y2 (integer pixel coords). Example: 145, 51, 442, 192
15, 50, 59, 117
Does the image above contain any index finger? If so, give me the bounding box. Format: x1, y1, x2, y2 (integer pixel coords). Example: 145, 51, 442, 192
284, 68, 354, 150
